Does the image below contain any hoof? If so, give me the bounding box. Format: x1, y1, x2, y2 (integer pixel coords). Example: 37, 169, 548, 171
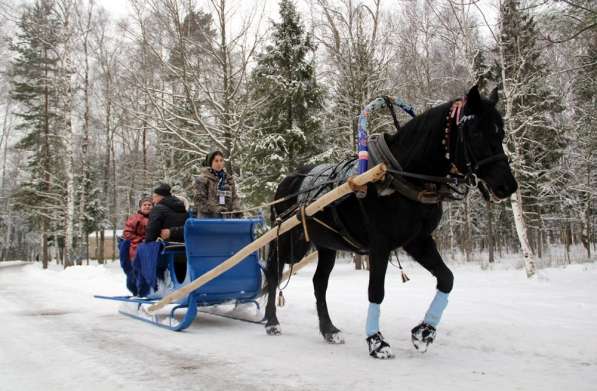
367, 332, 395, 359
371, 345, 394, 359
323, 332, 345, 344
265, 324, 282, 336
411, 322, 436, 353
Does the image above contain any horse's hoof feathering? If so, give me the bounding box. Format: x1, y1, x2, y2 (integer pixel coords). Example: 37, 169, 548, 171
265, 324, 282, 336
411, 322, 436, 353
323, 331, 345, 344
366, 332, 395, 359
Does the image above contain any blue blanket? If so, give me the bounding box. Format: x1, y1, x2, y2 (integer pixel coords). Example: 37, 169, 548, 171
133, 241, 166, 297
118, 239, 138, 296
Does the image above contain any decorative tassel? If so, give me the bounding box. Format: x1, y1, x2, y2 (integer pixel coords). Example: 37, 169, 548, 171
401, 270, 410, 283
277, 290, 286, 307
393, 250, 410, 284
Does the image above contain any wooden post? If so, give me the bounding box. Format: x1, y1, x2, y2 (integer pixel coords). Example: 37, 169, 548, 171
147, 164, 386, 313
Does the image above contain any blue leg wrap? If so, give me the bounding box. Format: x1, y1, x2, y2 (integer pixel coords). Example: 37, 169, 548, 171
366, 303, 381, 337
424, 290, 449, 328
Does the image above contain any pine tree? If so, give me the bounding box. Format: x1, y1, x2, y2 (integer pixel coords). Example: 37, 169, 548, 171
567, 7, 597, 257
9, 0, 64, 269
245, 0, 324, 206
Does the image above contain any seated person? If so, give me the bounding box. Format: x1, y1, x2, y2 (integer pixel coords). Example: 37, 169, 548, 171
194, 150, 242, 218
159, 194, 190, 241
145, 183, 188, 242
123, 196, 153, 260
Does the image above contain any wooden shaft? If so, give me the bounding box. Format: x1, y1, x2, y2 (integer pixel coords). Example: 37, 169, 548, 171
147, 163, 386, 313
260, 251, 318, 296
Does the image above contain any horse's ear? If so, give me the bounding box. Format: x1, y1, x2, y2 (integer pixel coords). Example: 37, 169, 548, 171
466, 85, 481, 111
489, 87, 499, 105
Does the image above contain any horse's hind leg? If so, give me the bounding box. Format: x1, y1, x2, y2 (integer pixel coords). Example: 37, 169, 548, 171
264, 244, 283, 335
313, 248, 344, 344
264, 226, 310, 335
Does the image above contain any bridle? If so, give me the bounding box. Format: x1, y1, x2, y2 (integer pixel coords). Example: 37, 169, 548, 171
369, 96, 511, 203
444, 98, 510, 193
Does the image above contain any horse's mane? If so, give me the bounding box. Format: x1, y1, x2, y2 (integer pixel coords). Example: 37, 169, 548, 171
390, 101, 454, 174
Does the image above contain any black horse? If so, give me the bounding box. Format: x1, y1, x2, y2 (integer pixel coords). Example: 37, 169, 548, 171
263, 86, 518, 358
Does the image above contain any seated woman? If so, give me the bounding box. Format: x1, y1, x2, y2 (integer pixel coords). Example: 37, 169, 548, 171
123, 196, 153, 261
194, 151, 242, 218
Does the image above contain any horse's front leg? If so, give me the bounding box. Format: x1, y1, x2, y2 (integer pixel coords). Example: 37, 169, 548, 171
313, 248, 344, 344
404, 235, 454, 352
365, 245, 393, 359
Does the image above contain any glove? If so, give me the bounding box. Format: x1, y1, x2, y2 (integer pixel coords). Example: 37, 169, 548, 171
215, 206, 228, 217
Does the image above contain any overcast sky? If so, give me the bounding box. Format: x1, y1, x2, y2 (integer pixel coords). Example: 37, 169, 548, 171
97, 0, 498, 42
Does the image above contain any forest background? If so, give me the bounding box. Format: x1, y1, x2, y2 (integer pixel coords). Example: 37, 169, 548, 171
0, 0, 594, 273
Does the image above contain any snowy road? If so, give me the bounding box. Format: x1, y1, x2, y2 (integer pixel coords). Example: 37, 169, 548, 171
1, 260, 596, 391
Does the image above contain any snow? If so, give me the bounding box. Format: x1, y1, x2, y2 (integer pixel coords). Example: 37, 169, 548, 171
1, 260, 596, 391
88, 229, 123, 239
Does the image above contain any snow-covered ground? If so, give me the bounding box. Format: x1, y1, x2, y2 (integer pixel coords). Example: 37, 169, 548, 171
1, 259, 596, 391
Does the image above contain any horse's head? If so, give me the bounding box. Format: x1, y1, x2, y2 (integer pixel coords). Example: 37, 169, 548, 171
449, 85, 518, 202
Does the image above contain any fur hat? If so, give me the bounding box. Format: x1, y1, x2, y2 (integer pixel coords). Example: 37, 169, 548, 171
138, 196, 153, 207
153, 183, 171, 197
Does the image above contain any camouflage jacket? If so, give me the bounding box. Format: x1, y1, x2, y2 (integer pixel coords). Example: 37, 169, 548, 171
194, 167, 241, 218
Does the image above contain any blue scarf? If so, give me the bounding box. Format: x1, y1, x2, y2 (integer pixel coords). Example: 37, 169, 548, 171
212, 169, 227, 191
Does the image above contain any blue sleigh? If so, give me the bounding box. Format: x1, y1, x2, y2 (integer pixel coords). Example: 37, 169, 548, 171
95, 217, 264, 331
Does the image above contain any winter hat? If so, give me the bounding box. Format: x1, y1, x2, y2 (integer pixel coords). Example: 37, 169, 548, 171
153, 183, 172, 197
138, 196, 153, 207
204, 150, 224, 167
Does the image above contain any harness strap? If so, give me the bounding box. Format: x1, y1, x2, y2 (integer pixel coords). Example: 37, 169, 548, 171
473, 154, 508, 170
310, 216, 367, 253
330, 206, 368, 253
369, 134, 462, 203
368, 134, 403, 171
382, 96, 401, 132
299, 206, 310, 242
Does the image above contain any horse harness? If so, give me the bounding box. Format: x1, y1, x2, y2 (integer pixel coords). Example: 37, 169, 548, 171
373, 96, 509, 204
282, 96, 509, 255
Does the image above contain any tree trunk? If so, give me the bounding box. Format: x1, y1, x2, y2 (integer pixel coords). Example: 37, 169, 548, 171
86, 234, 89, 266
1, 99, 10, 263
354, 253, 363, 270
59, 3, 75, 269
510, 189, 537, 277
78, 2, 93, 266
487, 201, 495, 263
42, 224, 48, 269
583, 204, 591, 259
565, 219, 572, 264
464, 194, 472, 262
111, 137, 117, 263
99, 230, 105, 265
42, 46, 51, 270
